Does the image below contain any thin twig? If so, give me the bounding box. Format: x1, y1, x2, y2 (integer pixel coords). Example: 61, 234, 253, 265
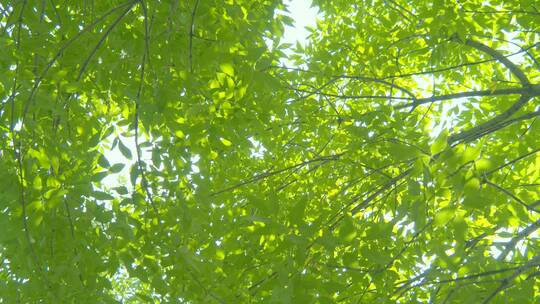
397, 85, 540, 109
480, 255, 540, 304
134, 0, 160, 218
22, 0, 136, 124
77, 1, 136, 80
188, 0, 200, 73
484, 180, 539, 212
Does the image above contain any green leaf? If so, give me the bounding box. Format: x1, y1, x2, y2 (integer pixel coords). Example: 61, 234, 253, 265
114, 186, 129, 195
408, 180, 421, 196
4, 2, 538, 302
220, 138, 232, 147
98, 154, 111, 168
130, 164, 139, 186
339, 216, 357, 242
431, 130, 448, 155
118, 139, 132, 159
92, 191, 114, 200
109, 163, 125, 173
219, 63, 234, 76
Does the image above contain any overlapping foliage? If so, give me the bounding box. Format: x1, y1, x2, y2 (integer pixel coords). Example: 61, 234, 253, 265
1, 0, 539, 303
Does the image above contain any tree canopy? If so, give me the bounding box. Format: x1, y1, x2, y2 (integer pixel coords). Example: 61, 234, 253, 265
1, 0, 540, 303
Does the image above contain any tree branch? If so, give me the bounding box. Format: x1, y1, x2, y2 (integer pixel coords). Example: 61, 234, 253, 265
484, 147, 540, 176
211, 153, 345, 196
448, 94, 532, 145
397, 85, 540, 109
22, 0, 136, 124
462, 38, 531, 86
188, 0, 200, 73
446, 38, 535, 145
497, 218, 540, 261
480, 255, 540, 304
340, 75, 417, 100
77, 1, 136, 80
455, 108, 540, 144
484, 180, 539, 213
134, 0, 160, 219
